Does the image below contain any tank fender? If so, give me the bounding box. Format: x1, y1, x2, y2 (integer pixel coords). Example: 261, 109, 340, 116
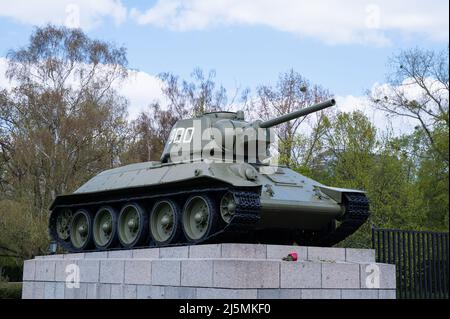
317, 185, 365, 204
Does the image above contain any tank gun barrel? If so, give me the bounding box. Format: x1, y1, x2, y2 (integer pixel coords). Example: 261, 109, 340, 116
258, 99, 336, 128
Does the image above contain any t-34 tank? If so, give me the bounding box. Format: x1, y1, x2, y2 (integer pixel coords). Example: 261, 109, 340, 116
49, 99, 369, 252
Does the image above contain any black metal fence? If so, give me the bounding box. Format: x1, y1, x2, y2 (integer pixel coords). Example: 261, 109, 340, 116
372, 227, 449, 299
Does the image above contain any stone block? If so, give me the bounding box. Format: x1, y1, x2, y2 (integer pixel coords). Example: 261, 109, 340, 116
132, 248, 159, 259
301, 289, 341, 299
159, 246, 189, 258
221, 244, 266, 259
64, 283, 87, 299
44, 282, 55, 299
54, 282, 65, 299
108, 250, 132, 259
55, 259, 73, 282
152, 260, 181, 286
322, 263, 360, 289
137, 285, 165, 299
85, 251, 107, 259
360, 263, 396, 289
33, 281, 45, 299
346, 248, 375, 263
35, 260, 56, 281
87, 283, 99, 299
22, 282, 33, 299
280, 289, 302, 299
124, 285, 137, 299
63, 253, 85, 260
266, 245, 307, 261
100, 260, 125, 284
378, 264, 397, 289
111, 284, 124, 299
307, 247, 346, 262
189, 244, 221, 258
124, 260, 152, 285
98, 284, 111, 299
257, 289, 281, 299
23, 260, 36, 281
181, 260, 213, 287
77, 259, 100, 283
164, 286, 197, 299
379, 289, 396, 299
213, 260, 279, 288
280, 262, 321, 288
257, 288, 301, 299
196, 288, 257, 299
341, 289, 379, 299
36, 254, 63, 260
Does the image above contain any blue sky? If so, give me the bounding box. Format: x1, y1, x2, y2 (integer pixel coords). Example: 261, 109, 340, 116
0, 0, 448, 123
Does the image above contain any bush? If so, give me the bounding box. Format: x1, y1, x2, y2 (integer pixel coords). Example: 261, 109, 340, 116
0, 282, 22, 299
0, 260, 24, 282
0, 199, 49, 260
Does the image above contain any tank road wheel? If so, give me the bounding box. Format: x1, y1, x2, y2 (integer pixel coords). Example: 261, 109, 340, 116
93, 207, 119, 250
118, 203, 148, 248
182, 195, 218, 243
219, 192, 236, 224
56, 209, 73, 241
150, 200, 182, 246
70, 209, 93, 251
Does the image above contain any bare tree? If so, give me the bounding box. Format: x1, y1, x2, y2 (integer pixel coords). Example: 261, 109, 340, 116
159, 68, 229, 117
253, 69, 332, 166
123, 103, 179, 163
369, 47, 449, 165
124, 68, 249, 164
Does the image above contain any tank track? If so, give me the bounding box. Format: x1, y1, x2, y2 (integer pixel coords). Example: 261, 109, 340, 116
316, 192, 370, 247
49, 210, 73, 251
203, 191, 261, 244
49, 187, 261, 252
50, 189, 368, 252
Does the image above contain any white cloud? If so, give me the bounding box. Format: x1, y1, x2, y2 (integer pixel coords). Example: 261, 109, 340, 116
119, 70, 165, 119
0, 57, 12, 90
130, 0, 449, 45
335, 74, 449, 135
0, 57, 164, 120
0, 0, 127, 29
1, 56, 444, 133
2, 0, 446, 45
336, 94, 417, 135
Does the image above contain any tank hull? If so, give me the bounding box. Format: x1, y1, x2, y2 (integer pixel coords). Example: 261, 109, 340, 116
49, 161, 369, 252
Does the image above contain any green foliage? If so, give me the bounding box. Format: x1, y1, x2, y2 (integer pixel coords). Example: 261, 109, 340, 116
0, 199, 49, 259
296, 108, 447, 248
0, 25, 128, 267
0, 282, 22, 299
416, 126, 449, 231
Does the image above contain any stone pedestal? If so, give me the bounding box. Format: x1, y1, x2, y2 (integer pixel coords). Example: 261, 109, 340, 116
22, 244, 396, 299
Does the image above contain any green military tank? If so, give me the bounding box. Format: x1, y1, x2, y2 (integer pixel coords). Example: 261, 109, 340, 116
49, 99, 369, 252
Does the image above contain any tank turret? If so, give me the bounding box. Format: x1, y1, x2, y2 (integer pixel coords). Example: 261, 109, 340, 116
161, 99, 336, 164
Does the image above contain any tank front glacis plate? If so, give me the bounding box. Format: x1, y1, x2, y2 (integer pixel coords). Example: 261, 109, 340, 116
74, 161, 260, 194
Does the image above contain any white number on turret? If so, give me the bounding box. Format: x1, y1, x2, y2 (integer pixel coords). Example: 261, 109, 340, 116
168, 127, 194, 144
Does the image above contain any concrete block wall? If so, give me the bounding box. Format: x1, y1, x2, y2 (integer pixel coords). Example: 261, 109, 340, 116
22, 244, 396, 299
